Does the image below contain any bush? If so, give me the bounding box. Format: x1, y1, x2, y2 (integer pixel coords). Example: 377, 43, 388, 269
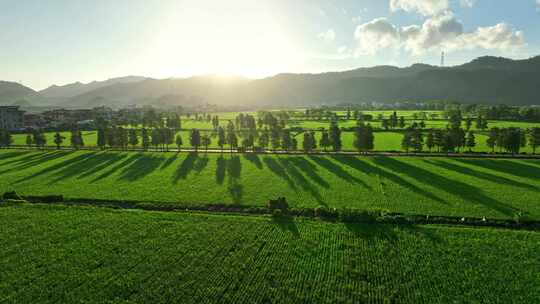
268, 197, 289, 212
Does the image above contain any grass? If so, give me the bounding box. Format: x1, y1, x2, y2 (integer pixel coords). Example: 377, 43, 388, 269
1, 149, 539, 220
0, 204, 538, 303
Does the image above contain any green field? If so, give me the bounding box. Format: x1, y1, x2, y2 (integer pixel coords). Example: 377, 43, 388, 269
1, 150, 539, 219
0, 204, 538, 303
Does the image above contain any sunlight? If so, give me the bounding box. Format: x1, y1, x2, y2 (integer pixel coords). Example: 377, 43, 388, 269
141, 0, 302, 79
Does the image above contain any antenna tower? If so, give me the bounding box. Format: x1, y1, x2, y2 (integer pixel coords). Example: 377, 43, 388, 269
440, 51, 445, 67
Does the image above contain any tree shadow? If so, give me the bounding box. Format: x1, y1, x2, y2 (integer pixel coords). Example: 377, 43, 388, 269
91, 153, 141, 183
216, 156, 226, 185
332, 156, 447, 204
119, 154, 165, 181
48, 152, 128, 184
454, 159, 540, 181
0, 151, 74, 175
344, 222, 443, 245
160, 154, 178, 170
425, 159, 539, 192
308, 155, 370, 189
262, 157, 297, 191
286, 157, 330, 188
244, 153, 263, 169
14, 152, 97, 184
278, 158, 325, 205
374, 157, 518, 217
271, 216, 300, 239
173, 153, 199, 183
0, 151, 33, 163
227, 156, 243, 204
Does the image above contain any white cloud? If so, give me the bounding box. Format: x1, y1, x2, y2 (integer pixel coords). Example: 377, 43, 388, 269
354, 18, 400, 55
354, 14, 525, 55
318, 29, 336, 42
402, 12, 464, 54
352, 16, 362, 24
390, 0, 449, 16
460, 0, 476, 8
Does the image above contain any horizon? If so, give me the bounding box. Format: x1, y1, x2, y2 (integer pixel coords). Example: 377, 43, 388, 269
2, 0, 540, 90
10, 53, 540, 92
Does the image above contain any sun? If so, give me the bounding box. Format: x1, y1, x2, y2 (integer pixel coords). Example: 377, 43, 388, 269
139, 1, 302, 79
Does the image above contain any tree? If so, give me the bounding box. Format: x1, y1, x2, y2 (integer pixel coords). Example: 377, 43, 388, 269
465, 131, 476, 152
97, 129, 106, 150
33, 130, 46, 148
258, 128, 269, 150
175, 134, 183, 151
529, 127, 540, 154
217, 127, 226, 151
141, 128, 150, 151
151, 128, 161, 149
190, 129, 201, 151
433, 130, 444, 152
381, 119, 389, 130
226, 124, 238, 152
487, 128, 500, 153
465, 117, 472, 131
353, 123, 374, 152
398, 116, 406, 129
70, 129, 82, 149
53, 132, 64, 150
201, 133, 211, 152
128, 129, 139, 149
401, 131, 412, 152
329, 121, 342, 152
163, 128, 174, 151
410, 129, 423, 152
78, 130, 85, 148
320, 129, 330, 152
281, 129, 292, 151
270, 127, 281, 151
426, 130, 435, 152
303, 132, 314, 153
26, 133, 33, 147
0, 129, 12, 148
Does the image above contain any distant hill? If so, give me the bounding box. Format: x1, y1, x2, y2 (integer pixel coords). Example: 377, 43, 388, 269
3, 55, 540, 108
38, 76, 148, 105
0, 81, 36, 105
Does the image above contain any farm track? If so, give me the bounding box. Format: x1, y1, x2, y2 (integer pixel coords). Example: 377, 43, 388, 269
3, 145, 540, 159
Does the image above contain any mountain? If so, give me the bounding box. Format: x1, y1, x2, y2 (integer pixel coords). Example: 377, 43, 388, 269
0, 81, 36, 105
5, 55, 540, 109
38, 76, 148, 104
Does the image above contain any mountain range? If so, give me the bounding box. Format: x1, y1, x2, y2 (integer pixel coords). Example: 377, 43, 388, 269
1, 55, 539, 109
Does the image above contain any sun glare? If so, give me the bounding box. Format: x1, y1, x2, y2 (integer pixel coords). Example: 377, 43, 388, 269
140, 1, 302, 79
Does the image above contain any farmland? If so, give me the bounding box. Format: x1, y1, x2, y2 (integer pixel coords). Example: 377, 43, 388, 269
1, 149, 539, 220
0, 204, 538, 303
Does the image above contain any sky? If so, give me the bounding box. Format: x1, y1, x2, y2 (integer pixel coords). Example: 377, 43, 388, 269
1, 0, 539, 90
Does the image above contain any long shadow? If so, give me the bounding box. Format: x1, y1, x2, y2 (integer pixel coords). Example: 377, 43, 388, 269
119, 154, 165, 181
173, 153, 198, 183
160, 154, 178, 170
0, 151, 33, 163
332, 156, 447, 204
263, 157, 297, 191
271, 216, 300, 239
216, 156, 226, 185
15, 152, 97, 184
308, 155, 370, 189
344, 222, 399, 243
227, 156, 243, 204
277, 158, 325, 205
454, 158, 540, 181
91, 153, 141, 183
78, 153, 129, 179
425, 159, 540, 192
373, 157, 518, 217
244, 153, 263, 169
0, 151, 75, 175
286, 157, 330, 188
48, 152, 127, 184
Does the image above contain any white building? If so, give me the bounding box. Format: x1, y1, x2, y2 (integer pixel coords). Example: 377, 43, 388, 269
0, 106, 25, 130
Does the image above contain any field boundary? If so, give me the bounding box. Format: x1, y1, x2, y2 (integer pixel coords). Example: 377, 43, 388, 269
2, 194, 539, 231
2, 146, 540, 160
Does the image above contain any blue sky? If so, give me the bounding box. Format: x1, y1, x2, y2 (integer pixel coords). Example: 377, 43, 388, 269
1, 0, 539, 90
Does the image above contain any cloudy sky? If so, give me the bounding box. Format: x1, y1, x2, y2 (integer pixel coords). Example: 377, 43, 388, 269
1, 0, 539, 90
